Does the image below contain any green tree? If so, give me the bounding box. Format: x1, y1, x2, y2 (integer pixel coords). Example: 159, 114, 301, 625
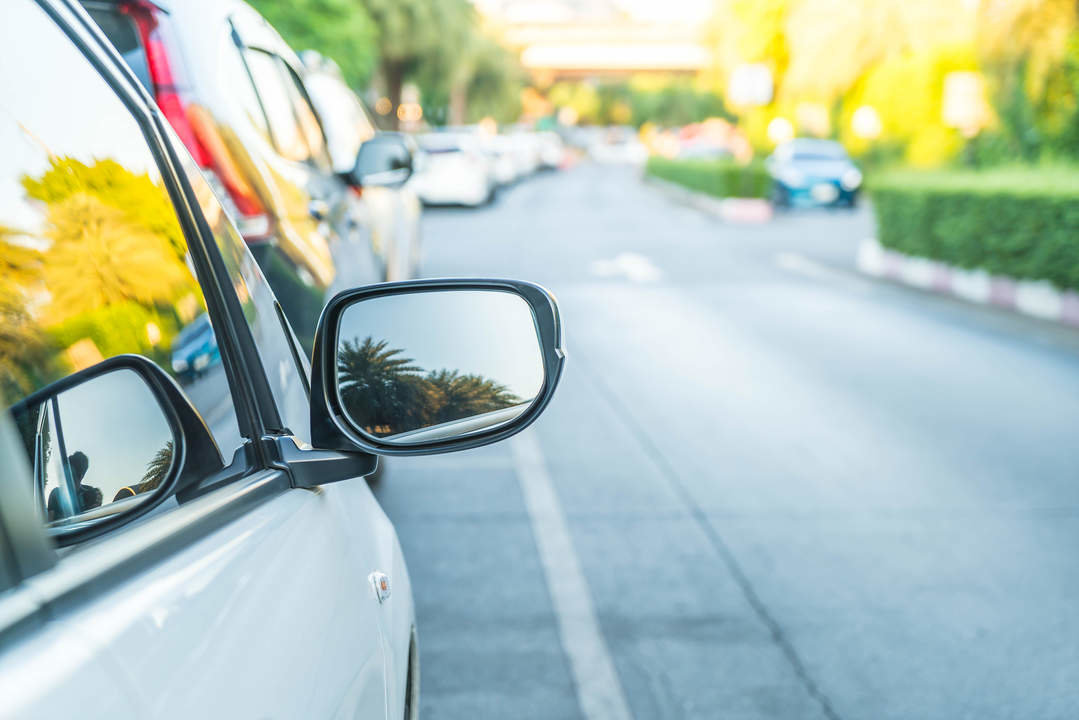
140, 440, 174, 493
360, 0, 447, 127
247, 0, 379, 88
337, 337, 433, 434
976, 0, 1079, 162
424, 369, 520, 425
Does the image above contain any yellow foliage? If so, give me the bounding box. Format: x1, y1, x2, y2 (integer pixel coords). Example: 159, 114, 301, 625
840, 45, 977, 165
547, 82, 600, 124
40, 193, 194, 325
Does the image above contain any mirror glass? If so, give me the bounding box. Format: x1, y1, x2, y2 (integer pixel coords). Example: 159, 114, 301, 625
12, 368, 176, 529
335, 289, 544, 445
354, 136, 412, 187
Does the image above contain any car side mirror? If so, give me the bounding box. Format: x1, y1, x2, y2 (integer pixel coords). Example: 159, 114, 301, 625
309, 279, 565, 455
351, 133, 414, 189
8, 354, 224, 545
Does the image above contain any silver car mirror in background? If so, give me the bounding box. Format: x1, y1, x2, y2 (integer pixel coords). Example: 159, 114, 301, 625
351, 133, 414, 189
309, 279, 565, 455
8, 355, 225, 545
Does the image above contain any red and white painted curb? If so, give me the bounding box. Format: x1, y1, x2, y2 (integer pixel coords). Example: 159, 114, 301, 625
644, 175, 773, 224
857, 238, 1079, 328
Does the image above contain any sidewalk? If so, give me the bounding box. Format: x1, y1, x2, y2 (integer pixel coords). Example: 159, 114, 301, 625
857, 237, 1079, 329
641, 173, 773, 223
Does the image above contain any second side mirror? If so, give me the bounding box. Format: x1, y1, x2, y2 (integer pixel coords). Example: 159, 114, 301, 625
351, 133, 414, 189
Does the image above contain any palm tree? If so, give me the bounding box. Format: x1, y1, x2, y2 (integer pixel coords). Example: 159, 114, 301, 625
140, 440, 174, 492
424, 369, 521, 425
337, 337, 435, 435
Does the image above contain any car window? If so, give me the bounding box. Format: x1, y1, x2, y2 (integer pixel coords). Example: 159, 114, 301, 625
243, 49, 311, 163
0, 1, 246, 523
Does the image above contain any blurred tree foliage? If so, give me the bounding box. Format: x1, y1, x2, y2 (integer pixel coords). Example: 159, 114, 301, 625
248, 0, 379, 88
252, 0, 523, 128
411, 4, 524, 126
547, 78, 731, 128
4, 157, 203, 385
21, 158, 191, 324
0, 224, 48, 401
973, 0, 1079, 164
705, 0, 1079, 168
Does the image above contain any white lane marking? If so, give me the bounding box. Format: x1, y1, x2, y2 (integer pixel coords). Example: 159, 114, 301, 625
512, 432, 634, 720
590, 252, 662, 283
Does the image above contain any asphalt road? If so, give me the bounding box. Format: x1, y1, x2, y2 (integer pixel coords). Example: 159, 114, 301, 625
374, 161, 1079, 720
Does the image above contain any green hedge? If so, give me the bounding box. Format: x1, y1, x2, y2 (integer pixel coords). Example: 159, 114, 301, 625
870, 167, 1079, 290
646, 156, 770, 199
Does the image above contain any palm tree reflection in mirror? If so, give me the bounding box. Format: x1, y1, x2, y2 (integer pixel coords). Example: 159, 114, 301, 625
337, 336, 522, 437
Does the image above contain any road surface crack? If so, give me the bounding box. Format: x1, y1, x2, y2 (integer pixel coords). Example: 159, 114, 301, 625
576, 354, 843, 720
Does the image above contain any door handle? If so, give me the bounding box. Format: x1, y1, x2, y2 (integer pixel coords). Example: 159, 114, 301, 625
308, 199, 330, 221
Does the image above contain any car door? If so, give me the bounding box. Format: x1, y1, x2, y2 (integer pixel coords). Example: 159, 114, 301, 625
0, 2, 394, 717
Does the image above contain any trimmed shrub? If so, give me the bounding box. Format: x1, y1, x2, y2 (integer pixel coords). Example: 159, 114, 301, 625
646, 156, 770, 199
870, 167, 1079, 290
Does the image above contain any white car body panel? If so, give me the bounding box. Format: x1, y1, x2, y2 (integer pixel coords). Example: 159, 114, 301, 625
0, 474, 414, 720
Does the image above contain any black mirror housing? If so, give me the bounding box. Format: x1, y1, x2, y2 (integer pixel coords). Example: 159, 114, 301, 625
8, 354, 224, 545
350, 133, 414, 189
309, 278, 565, 456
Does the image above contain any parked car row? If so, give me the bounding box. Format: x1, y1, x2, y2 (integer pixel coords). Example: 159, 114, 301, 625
0, 1, 564, 718
410, 126, 566, 207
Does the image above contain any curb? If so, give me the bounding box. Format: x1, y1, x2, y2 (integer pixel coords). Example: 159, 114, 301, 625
643, 174, 773, 224
856, 238, 1079, 329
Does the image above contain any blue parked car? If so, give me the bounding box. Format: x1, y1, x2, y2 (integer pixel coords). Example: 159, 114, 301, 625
766, 139, 863, 208
170, 313, 220, 380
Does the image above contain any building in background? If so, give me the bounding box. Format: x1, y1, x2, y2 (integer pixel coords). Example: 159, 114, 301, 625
475, 0, 712, 83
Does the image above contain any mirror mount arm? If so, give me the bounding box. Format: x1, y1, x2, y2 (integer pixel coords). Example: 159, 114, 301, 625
266, 436, 377, 488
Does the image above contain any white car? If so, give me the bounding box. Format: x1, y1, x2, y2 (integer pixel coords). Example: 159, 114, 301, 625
300, 53, 423, 281
0, 3, 565, 719
411, 133, 495, 207
487, 135, 521, 186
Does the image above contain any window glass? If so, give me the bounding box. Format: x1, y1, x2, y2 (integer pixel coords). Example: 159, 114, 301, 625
243, 49, 310, 163
0, 0, 245, 499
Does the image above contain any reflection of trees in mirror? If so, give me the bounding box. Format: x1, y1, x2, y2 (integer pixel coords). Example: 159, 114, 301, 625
338, 336, 522, 437
112, 440, 174, 503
